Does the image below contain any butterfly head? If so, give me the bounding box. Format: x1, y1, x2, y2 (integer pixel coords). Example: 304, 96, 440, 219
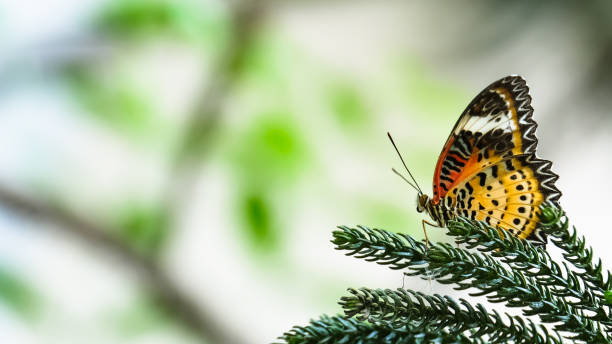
416, 192, 429, 213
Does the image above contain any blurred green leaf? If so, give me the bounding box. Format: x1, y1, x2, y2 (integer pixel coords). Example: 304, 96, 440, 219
63, 65, 169, 141
96, 0, 228, 46
326, 81, 369, 128
232, 111, 308, 184
0, 268, 41, 321
228, 111, 310, 252
238, 35, 288, 84
240, 192, 278, 250
116, 203, 170, 257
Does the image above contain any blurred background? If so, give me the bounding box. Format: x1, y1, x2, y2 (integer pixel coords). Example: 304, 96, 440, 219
1, 0, 611, 343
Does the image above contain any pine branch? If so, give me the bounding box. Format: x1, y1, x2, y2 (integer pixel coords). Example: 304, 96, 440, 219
281, 203, 612, 343
339, 287, 563, 344
445, 208, 611, 329
422, 242, 603, 341
332, 225, 607, 342
539, 204, 612, 313
278, 314, 484, 344
332, 225, 427, 270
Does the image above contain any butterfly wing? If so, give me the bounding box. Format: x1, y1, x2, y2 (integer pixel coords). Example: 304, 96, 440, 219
447, 155, 557, 244
433, 75, 560, 244
432, 75, 554, 202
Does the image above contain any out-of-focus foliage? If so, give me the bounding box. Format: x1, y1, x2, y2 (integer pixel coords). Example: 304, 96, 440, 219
231, 112, 310, 251
238, 35, 291, 86
115, 202, 170, 257
108, 296, 174, 337
62, 64, 161, 139
95, 0, 229, 45
325, 80, 370, 129
232, 113, 308, 185
240, 192, 276, 250
0, 268, 41, 322
61, 0, 230, 145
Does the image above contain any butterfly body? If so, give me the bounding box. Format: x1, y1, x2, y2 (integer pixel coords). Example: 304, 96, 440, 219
417, 193, 453, 227
413, 75, 560, 245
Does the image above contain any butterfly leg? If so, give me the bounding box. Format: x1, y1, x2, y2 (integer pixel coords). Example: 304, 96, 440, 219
421, 220, 439, 250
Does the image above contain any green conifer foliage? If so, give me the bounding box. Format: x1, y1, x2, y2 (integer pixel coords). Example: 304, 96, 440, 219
279, 203, 611, 343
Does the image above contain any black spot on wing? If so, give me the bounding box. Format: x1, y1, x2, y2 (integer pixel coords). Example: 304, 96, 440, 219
465, 183, 473, 194
491, 165, 498, 178
477, 173, 487, 186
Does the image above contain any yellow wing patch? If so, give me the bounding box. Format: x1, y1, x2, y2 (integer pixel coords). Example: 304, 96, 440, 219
446, 156, 546, 240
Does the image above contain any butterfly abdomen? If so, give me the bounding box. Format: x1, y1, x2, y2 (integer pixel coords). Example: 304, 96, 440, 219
425, 198, 456, 227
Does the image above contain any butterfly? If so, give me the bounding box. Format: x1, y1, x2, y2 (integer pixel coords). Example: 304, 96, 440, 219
389, 75, 561, 246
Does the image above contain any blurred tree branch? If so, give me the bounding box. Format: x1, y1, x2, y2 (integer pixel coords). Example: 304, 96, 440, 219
0, 183, 243, 344
0, 1, 269, 343
165, 0, 266, 209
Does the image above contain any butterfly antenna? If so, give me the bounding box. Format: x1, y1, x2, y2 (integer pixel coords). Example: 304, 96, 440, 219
387, 132, 423, 194
392, 168, 420, 192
